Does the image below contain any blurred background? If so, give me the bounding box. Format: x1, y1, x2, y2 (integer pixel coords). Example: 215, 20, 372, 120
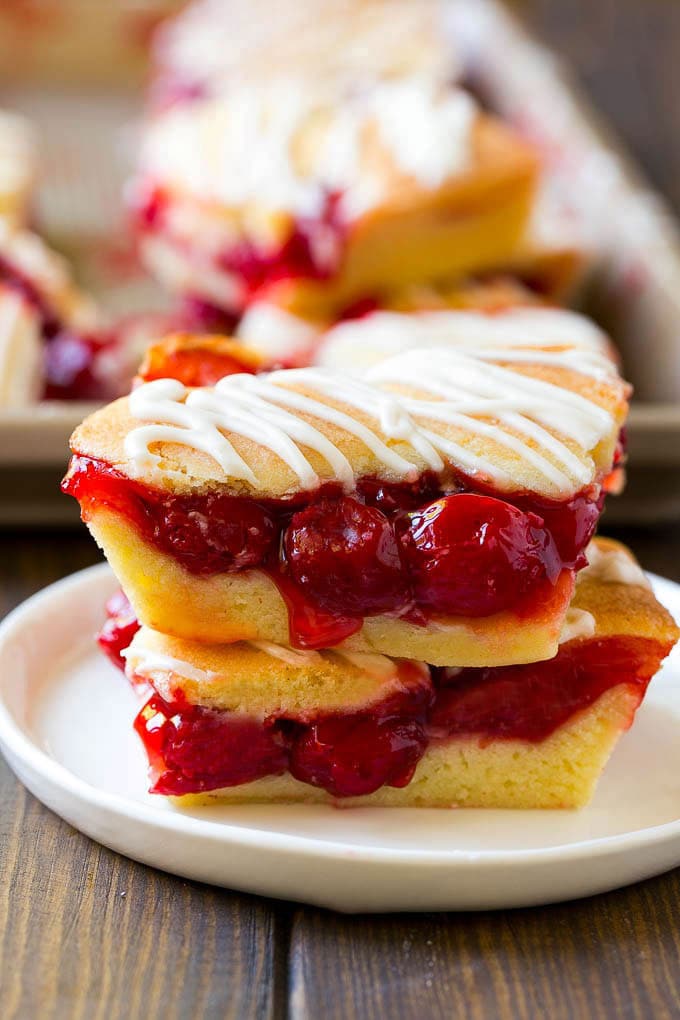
0, 0, 678, 528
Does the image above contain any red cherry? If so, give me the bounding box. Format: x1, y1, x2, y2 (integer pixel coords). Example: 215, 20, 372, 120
155, 493, 277, 574
525, 490, 603, 569
289, 713, 427, 797
283, 497, 411, 616
98, 589, 140, 671
400, 493, 560, 618
135, 696, 288, 796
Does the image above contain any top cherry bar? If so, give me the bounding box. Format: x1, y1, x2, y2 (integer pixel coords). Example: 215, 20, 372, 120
63, 307, 629, 666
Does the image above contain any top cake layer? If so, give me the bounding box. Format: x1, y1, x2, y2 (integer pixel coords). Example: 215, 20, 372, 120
70, 310, 629, 502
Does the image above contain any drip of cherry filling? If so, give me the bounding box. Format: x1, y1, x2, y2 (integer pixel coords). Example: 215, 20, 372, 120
98, 590, 140, 670
64, 455, 601, 649
136, 187, 346, 301
129, 635, 664, 798
135, 671, 430, 798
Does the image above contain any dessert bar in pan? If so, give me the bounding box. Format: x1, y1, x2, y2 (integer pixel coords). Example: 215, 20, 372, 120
134, 85, 538, 322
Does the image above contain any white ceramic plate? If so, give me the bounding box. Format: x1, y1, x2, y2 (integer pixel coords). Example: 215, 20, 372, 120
1, 563, 680, 913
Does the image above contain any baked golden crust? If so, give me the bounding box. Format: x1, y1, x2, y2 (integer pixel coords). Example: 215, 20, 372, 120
571, 537, 679, 645
126, 537, 677, 810
123, 537, 679, 714
126, 627, 429, 718
69, 339, 628, 502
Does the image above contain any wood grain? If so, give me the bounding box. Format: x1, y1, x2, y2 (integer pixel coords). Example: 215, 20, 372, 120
0, 535, 288, 1020
0, 773, 286, 1020
289, 873, 680, 1020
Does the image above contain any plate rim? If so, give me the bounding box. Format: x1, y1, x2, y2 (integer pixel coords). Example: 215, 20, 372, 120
1, 561, 680, 869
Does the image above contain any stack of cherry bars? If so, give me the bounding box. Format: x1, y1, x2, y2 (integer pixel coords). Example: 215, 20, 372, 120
65, 0, 678, 809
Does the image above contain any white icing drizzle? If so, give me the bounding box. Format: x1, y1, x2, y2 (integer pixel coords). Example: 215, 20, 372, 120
124, 312, 621, 497
558, 607, 596, 645
581, 541, 651, 589
122, 645, 220, 686
157, 0, 458, 103
0, 289, 43, 407
142, 79, 476, 222
249, 641, 321, 667
126, 636, 404, 685
318, 308, 617, 379
329, 649, 400, 681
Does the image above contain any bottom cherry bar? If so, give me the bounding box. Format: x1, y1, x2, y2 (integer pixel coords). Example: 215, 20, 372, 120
107, 538, 678, 810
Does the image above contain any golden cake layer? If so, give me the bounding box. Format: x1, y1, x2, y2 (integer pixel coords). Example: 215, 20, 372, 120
106, 516, 573, 666
70, 327, 628, 502
169, 690, 648, 811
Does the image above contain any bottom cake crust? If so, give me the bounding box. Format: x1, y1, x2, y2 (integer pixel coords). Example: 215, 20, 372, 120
171, 686, 642, 810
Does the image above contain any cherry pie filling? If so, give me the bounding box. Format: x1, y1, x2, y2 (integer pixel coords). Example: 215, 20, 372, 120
135, 186, 347, 306
0, 254, 119, 400
119, 631, 662, 799
66, 455, 604, 650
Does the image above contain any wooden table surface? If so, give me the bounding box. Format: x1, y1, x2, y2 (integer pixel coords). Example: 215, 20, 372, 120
2, 2, 680, 1018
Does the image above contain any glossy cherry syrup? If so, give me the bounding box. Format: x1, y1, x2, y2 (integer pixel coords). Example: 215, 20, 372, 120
98, 590, 140, 670
65, 455, 600, 648
429, 636, 664, 743
400, 494, 562, 617
134, 665, 432, 798
129, 635, 664, 798
136, 694, 291, 795
136, 187, 346, 300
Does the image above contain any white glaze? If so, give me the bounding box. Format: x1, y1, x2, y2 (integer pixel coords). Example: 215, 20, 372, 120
0, 289, 43, 407
122, 645, 219, 686
126, 635, 405, 685
125, 325, 620, 496
0, 109, 35, 218
141, 79, 475, 223
249, 641, 321, 667
582, 542, 651, 589
330, 649, 402, 681
157, 0, 458, 102
236, 301, 321, 361
0, 220, 100, 333
317, 308, 617, 379
558, 607, 596, 645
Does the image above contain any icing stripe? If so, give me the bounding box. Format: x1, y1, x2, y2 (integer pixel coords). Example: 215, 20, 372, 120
126, 638, 404, 682
124, 315, 622, 495
318, 308, 617, 379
